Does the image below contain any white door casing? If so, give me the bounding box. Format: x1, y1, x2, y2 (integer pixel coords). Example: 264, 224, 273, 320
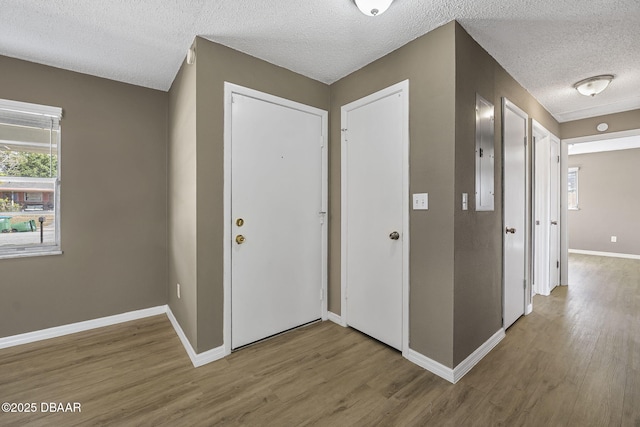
533, 120, 560, 297
223, 83, 328, 352
548, 136, 560, 292
502, 98, 528, 329
340, 80, 409, 353
533, 130, 549, 296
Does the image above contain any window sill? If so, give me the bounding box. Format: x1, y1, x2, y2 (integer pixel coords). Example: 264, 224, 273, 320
0, 250, 63, 260
568, 208, 580, 211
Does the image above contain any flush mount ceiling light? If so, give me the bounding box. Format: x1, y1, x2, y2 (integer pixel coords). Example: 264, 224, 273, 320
355, 0, 393, 16
573, 74, 614, 97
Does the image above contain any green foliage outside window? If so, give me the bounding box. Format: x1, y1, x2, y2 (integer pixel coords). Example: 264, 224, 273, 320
0, 152, 58, 178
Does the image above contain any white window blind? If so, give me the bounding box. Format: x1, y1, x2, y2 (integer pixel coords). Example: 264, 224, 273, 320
0, 99, 63, 258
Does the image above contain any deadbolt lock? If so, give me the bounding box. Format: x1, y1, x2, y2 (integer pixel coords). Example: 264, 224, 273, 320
235, 235, 246, 244
236, 218, 245, 227
505, 227, 516, 234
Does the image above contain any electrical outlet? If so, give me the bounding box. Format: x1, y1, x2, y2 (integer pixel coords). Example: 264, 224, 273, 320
611, 236, 617, 243
177, 283, 181, 299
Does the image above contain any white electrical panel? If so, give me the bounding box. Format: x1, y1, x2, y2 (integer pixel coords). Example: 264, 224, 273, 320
413, 193, 428, 210
475, 94, 495, 211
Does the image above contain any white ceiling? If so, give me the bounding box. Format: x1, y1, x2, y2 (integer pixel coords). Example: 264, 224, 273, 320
1, 0, 639, 123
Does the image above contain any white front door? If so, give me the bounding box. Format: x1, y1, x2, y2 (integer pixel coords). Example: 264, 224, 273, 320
548, 136, 560, 292
341, 81, 408, 351
228, 86, 327, 349
503, 99, 528, 329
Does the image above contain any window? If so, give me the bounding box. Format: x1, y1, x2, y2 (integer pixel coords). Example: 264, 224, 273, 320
568, 167, 579, 210
0, 99, 62, 258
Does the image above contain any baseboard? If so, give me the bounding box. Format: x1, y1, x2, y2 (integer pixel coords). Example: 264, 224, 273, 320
405, 349, 455, 383
405, 328, 505, 384
166, 306, 225, 368
525, 304, 533, 315
0, 305, 167, 350
569, 249, 640, 260
327, 311, 345, 326
451, 328, 505, 383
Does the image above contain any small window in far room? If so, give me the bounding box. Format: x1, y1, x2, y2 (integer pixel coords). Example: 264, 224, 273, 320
0, 99, 62, 258
568, 167, 579, 210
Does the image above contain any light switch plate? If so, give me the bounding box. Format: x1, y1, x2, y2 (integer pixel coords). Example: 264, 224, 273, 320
462, 193, 468, 211
413, 193, 428, 210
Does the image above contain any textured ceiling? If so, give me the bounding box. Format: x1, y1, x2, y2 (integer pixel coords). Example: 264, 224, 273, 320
1, 0, 639, 122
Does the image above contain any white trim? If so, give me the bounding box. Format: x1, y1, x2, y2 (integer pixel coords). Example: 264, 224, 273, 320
223, 82, 329, 355
568, 249, 640, 260
502, 98, 530, 326
340, 80, 410, 355
0, 98, 62, 118
563, 128, 640, 146
166, 307, 225, 368
405, 349, 455, 383
405, 328, 505, 384
327, 311, 345, 326
525, 304, 533, 314
452, 328, 505, 383
0, 250, 63, 260
0, 305, 166, 350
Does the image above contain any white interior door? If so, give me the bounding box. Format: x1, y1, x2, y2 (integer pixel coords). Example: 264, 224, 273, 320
533, 128, 549, 296
503, 99, 528, 329
533, 121, 560, 297
229, 88, 326, 349
548, 137, 560, 292
341, 81, 408, 351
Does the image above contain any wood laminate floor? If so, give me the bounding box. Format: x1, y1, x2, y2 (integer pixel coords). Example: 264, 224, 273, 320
1, 253, 638, 426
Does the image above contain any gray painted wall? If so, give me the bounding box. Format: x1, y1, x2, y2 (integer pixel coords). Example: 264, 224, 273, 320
330, 23, 457, 367
561, 109, 640, 140
453, 24, 559, 365
568, 149, 640, 256
0, 56, 168, 338
167, 37, 330, 353
168, 57, 198, 347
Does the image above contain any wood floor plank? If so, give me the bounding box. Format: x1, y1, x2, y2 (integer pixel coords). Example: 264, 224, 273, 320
0, 253, 638, 426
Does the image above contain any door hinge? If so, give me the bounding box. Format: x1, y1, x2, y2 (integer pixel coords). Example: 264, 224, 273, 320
557, 155, 560, 163
479, 147, 484, 158
320, 136, 324, 148
524, 136, 527, 145
557, 260, 560, 268
318, 211, 327, 224
524, 279, 527, 289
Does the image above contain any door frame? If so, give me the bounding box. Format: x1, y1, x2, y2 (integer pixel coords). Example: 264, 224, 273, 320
532, 120, 549, 296
502, 98, 530, 326
531, 119, 564, 296
340, 80, 410, 355
561, 127, 640, 286
222, 82, 329, 355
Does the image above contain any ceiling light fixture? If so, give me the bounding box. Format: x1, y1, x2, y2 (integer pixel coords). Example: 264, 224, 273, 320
355, 0, 393, 16
573, 74, 614, 97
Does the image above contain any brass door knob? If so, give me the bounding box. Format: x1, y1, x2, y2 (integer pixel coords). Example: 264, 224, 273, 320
505, 227, 516, 234
389, 231, 400, 240
235, 235, 246, 244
